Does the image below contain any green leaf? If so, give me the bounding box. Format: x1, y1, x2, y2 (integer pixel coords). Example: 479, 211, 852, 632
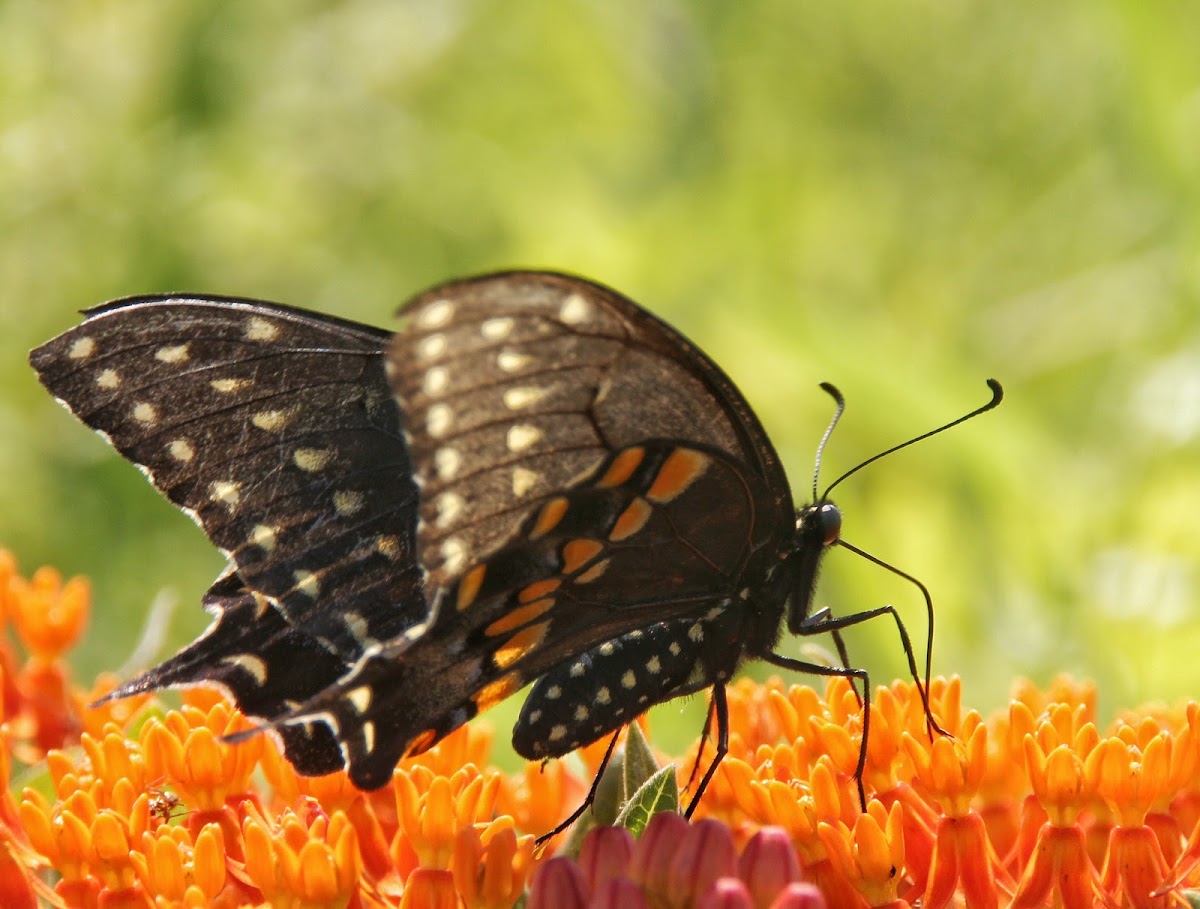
622, 721, 661, 799
615, 764, 680, 837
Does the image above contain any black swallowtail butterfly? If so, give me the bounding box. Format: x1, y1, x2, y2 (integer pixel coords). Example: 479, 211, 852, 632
30, 271, 1001, 832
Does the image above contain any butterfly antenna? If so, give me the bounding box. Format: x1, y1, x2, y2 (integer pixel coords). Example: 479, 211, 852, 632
811, 382, 846, 501
822, 378, 1002, 501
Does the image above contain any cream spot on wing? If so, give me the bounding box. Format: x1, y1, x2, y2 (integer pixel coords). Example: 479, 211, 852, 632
559, 293, 591, 325
251, 524, 277, 551
294, 448, 333, 472
434, 447, 461, 481
423, 366, 449, 396
293, 570, 320, 597
347, 686, 372, 714
334, 490, 365, 516
68, 337, 96, 359
376, 535, 401, 560
435, 491, 465, 527
362, 720, 376, 754
688, 623, 704, 642
211, 378, 250, 394
598, 642, 615, 656
221, 654, 268, 684
245, 316, 279, 341
132, 402, 158, 424
503, 386, 549, 410
418, 298, 455, 328
419, 334, 446, 359
481, 317, 513, 340
211, 481, 241, 509
96, 369, 120, 388
168, 439, 194, 462
441, 537, 467, 574
252, 409, 293, 432
506, 424, 541, 452
427, 403, 453, 437
343, 611, 371, 644
497, 350, 530, 373
512, 466, 539, 496
155, 343, 190, 363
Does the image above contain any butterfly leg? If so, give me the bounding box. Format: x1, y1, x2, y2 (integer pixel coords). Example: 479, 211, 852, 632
682, 697, 716, 796
803, 605, 861, 708
796, 602, 946, 740
683, 682, 728, 818
536, 729, 622, 849
760, 653, 871, 810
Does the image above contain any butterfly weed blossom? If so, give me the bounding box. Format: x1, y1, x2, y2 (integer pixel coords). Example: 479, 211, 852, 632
2, 553, 1200, 906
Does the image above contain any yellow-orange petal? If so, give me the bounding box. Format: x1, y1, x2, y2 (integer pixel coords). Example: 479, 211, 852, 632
400, 868, 460, 909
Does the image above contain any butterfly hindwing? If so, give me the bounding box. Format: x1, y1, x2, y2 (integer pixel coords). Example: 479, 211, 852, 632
266, 440, 785, 788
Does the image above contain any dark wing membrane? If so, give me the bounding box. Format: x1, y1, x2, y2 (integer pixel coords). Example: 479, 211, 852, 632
388, 271, 792, 592
107, 571, 351, 775
262, 441, 785, 789
30, 296, 426, 660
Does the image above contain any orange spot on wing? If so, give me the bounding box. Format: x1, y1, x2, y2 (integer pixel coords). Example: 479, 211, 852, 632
519, 578, 561, 603
485, 597, 555, 636
493, 621, 550, 669
473, 673, 522, 713
596, 447, 645, 488
456, 564, 487, 610
562, 539, 604, 573
530, 497, 569, 539
404, 728, 439, 757
609, 498, 652, 541
575, 558, 611, 584
647, 448, 711, 503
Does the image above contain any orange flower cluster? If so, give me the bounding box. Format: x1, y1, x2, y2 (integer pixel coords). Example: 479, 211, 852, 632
3, 549, 1200, 908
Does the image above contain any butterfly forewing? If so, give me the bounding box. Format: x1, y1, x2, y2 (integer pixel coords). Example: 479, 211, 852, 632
30, 296, 437, 779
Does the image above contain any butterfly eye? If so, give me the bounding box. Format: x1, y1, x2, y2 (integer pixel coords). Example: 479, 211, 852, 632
819, 503, 842, 545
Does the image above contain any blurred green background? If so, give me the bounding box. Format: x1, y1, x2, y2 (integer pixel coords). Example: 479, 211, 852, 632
3, 1, 1199, 759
